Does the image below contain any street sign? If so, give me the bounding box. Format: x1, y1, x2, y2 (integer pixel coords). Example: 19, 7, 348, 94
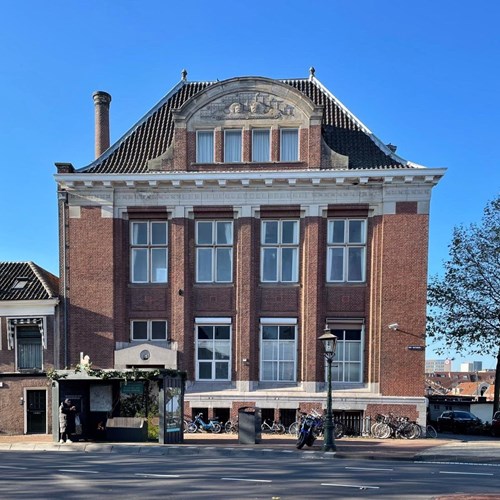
408, 345, 425, 351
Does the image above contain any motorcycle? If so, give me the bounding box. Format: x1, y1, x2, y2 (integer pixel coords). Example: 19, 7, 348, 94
296, 412, 321, 449
187, 413, 222, 433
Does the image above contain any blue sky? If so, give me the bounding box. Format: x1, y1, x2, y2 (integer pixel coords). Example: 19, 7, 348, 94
1, 1, 498, 370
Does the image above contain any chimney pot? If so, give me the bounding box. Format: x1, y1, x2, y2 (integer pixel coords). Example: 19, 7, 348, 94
93, 91, 112, 158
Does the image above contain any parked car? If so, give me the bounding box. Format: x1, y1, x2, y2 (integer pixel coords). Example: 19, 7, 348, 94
437, 410, 482, 434
491, 411, 500, 437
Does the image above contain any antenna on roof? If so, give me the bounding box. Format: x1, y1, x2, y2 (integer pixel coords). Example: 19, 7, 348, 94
309, 66, 316, 79
181, 69, 188, 81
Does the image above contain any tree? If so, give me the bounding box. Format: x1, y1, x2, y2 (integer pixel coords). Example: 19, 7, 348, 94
427, 195, 500, 415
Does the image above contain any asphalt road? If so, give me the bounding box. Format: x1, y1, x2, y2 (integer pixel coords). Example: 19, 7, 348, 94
1, 450, 499, 499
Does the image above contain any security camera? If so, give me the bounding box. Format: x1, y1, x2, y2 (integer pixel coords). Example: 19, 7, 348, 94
388, 323, 399, 331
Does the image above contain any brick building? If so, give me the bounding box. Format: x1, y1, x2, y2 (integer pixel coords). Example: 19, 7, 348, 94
0, 262, 59, 434
54, 69, 445, 431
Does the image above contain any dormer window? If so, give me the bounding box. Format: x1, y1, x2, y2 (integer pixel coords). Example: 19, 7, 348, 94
252, 129, 270, 162
224, 129, 242, 163
280, 128, 299, 161
12, 277, 29, 290
196, 130, 214, 163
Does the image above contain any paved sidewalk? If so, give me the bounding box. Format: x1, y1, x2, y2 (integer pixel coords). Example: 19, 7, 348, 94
0, 432, 499, 463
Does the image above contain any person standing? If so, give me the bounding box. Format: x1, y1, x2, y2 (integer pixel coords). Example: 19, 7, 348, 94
59, 399, 76, 443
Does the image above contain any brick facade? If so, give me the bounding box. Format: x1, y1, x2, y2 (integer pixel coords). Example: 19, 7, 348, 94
54, 75, 445, 430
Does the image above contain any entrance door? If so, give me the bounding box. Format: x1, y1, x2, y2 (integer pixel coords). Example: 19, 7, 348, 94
27, 390, 46, 434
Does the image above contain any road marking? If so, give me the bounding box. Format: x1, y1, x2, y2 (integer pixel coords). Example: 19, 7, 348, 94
135, 473, 181, 478
415, 461, 500, 468
346, 466, 393, 471
221, 478, 272, 483
439, 471, 494, 476
0, 465, 27, 470
58, 469, 98, 474
321, 483, 380, 490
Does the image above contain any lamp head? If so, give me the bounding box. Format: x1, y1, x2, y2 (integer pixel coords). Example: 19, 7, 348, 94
388, 323, 399, 331
319, 326, 338, 354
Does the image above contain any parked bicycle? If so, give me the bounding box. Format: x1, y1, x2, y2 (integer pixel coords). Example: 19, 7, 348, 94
261, 419, 285, 434
186, 413, 222, 433
371, 413, 420, 439
224, 420, 239, 434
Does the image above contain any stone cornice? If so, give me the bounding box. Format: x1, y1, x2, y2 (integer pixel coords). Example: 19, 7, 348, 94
55, 167, 446, 190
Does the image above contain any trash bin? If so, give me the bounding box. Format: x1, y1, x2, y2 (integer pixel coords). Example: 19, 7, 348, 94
238, 406, 262, 444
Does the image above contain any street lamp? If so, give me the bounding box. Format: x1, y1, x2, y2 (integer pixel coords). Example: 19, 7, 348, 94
319, 325, 338, 452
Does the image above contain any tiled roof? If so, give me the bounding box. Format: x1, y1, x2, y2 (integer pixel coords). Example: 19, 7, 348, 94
80, 76, 409, 175
0, 262, 59, 301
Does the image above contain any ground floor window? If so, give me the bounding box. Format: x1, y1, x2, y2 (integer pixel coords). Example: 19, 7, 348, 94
260, 318, 297, 382
195, 318, 231, 381
326, 321, 364, 383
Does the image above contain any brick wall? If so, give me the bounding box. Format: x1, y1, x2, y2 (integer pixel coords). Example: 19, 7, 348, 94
66, 206, 115, 368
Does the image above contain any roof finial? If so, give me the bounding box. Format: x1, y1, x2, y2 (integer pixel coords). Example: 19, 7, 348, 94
181, 69, 188, 81
309, 66, 316, 79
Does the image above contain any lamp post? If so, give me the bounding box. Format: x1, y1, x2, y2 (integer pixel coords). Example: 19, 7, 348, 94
319, 325, 337, 452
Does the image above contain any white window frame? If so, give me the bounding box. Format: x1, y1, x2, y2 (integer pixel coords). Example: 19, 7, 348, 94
196, 130, 214, 163
252, 128, 271, 162
195, 220, 233, 283
280, 128, 299, 161
326, 219, 366, 283
325, 322, 364, 384
260, 219, 299, 283
130, 320, 168, 342
224, 129, 242, 163
130, 220, 168, 284
195, 318, 232, 381
260, 318, 297, 382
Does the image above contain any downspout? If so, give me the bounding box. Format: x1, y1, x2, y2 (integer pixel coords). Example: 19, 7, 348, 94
58, 189, 68, 368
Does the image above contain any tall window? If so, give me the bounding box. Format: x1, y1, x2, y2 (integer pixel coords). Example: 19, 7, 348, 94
131, 221, 168, 283
327, 219, 366, 282
196, 130, 214, 163
328, 327, 363, 383
280, 128, 299, 161
195, 320, 231, 381
224, 130, 242, 162
260, 320, 297, 382
252, 129, 270, 162
261, 220, 299, 282
196, 221, 233, 283
131, 320, 168, 341
17, 326, 42, 370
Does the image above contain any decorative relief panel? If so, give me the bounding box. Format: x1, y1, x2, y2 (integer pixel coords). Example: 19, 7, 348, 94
193, 91, 303, 126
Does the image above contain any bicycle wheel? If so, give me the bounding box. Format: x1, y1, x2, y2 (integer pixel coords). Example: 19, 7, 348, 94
224, 421, 236, 433
426, 424, 438, 438
288, 422, 299, 435
333, 422, 345, 439
211, 423, 222, 433
373, 422, 391, 439
187, 422, 198, 433
276, 423, 286, 434
261, 423, 269, 433
406, 423, 421, 439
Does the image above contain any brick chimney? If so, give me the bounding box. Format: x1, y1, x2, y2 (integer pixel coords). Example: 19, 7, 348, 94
92, 91, 112, 158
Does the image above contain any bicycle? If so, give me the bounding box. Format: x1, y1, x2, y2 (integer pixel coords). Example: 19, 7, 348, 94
371, 413, 420, 439
261, 419, 285, 434
424, 424, 438, 438
224, 420, 239, 434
